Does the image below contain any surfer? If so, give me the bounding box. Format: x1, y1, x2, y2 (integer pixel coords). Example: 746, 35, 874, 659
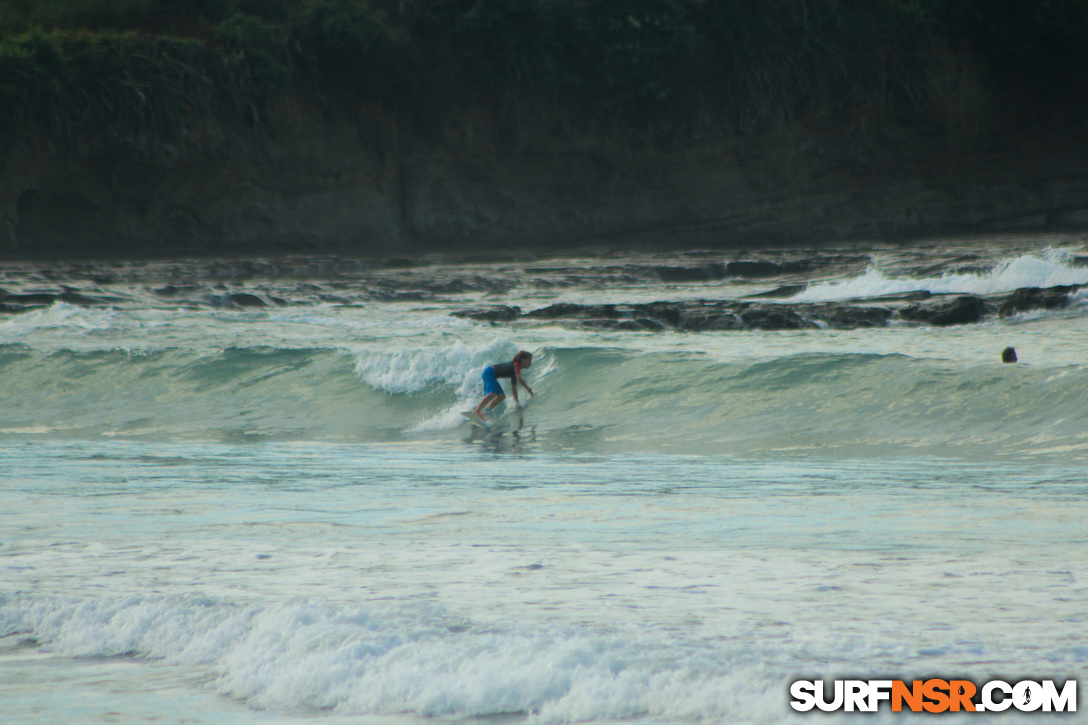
473, 351, 534, 425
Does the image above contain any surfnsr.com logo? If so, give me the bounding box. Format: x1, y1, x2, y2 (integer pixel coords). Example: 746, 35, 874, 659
790, 679, 1077, 713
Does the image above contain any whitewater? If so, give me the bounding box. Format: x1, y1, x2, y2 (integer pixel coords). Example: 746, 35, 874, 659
2, 239, 1087, 724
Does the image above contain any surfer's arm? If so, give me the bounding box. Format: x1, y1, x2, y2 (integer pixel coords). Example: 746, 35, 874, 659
516, 373, 534, 398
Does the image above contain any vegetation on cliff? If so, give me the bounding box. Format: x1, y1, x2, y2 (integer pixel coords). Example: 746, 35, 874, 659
1, 0, 1086, 153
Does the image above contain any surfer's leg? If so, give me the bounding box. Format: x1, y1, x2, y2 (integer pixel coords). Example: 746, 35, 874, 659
475, 369, 506, 421
474, 393, 497, 420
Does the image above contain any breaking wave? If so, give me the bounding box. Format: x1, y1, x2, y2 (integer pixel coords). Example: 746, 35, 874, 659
787, 248, 1088, 302
0, 592, 789, 722
1, 343, 1085, 458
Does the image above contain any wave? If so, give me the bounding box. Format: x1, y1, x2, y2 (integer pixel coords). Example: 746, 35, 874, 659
787, 248, 1088, 303
529, 348, 1088, 457
0, 592, 785, 722
1, 343, 1086, 457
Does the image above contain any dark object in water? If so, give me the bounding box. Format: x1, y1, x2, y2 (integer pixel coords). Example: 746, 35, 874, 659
1002, 346, 1018, 363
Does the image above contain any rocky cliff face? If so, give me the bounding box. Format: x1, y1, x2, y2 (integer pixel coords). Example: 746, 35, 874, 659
3, 99, 1088, 258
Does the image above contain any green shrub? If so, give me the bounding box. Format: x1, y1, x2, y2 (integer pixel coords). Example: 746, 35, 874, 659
0, 26, 283, 146
3, 0, 1088, 147
150, 0, 298, 24
689, 0, 941, 127
0, 0, 154, 32
452, 0, 569, 92
581, 0, 698, 107
216, 12, 291, 98
410, 0, 698, 121
939, 0, 1088, 91
60, 32, 221, 139
0, 29, 66, 134
295, 0, 400, 96
226, 0, 295, 23
150, 0, 231, 23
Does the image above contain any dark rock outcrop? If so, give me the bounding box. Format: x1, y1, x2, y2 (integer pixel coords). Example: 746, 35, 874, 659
452, 305, 522, 322
585, 318, 668, 332
748, 284, 807, 298
900, 295, 995, 326
522, 299, 896, 331
652, 264, 727, 282
526, 303, 623, 320
0, 287, 126, 308
727, 260, 813, 277
998, 286, 1078, 316
676, 310, 745, 331
207, 292, 268, 307
737, 305, 814, 330
805, 304, 893, 328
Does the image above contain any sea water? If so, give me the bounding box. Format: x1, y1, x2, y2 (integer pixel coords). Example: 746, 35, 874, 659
2, 240, 1087, 723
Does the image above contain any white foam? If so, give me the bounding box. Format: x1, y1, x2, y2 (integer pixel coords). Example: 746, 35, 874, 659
788, 249, 1088, 303
0, 594, 790, 722
0, 302, 118, 338
406, 403, 473, 432
401, 348, 554, 432
350, 340, 517, 395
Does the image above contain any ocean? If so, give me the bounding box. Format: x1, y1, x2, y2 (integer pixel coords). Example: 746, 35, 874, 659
2, 239, 1087, 723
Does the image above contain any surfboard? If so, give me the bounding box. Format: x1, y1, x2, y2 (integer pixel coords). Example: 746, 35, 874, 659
461, 411, 491, 430
462, 400, 530, 433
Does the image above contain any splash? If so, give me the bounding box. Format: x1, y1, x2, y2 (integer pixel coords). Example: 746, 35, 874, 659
788, 249, 1088, 303
350, 340, 519, 395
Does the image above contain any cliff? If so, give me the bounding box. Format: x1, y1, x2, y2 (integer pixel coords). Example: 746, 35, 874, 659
4, 96, 1088, 259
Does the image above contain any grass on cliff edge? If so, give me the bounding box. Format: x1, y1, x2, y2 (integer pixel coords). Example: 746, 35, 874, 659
2, 0, 1087, 152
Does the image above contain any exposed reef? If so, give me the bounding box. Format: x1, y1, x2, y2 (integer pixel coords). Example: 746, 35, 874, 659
0, 250, 1079, 332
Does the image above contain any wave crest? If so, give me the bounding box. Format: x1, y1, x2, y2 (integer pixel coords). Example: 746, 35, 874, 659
788, 249, 1088, 302
1, 593, 785, 722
